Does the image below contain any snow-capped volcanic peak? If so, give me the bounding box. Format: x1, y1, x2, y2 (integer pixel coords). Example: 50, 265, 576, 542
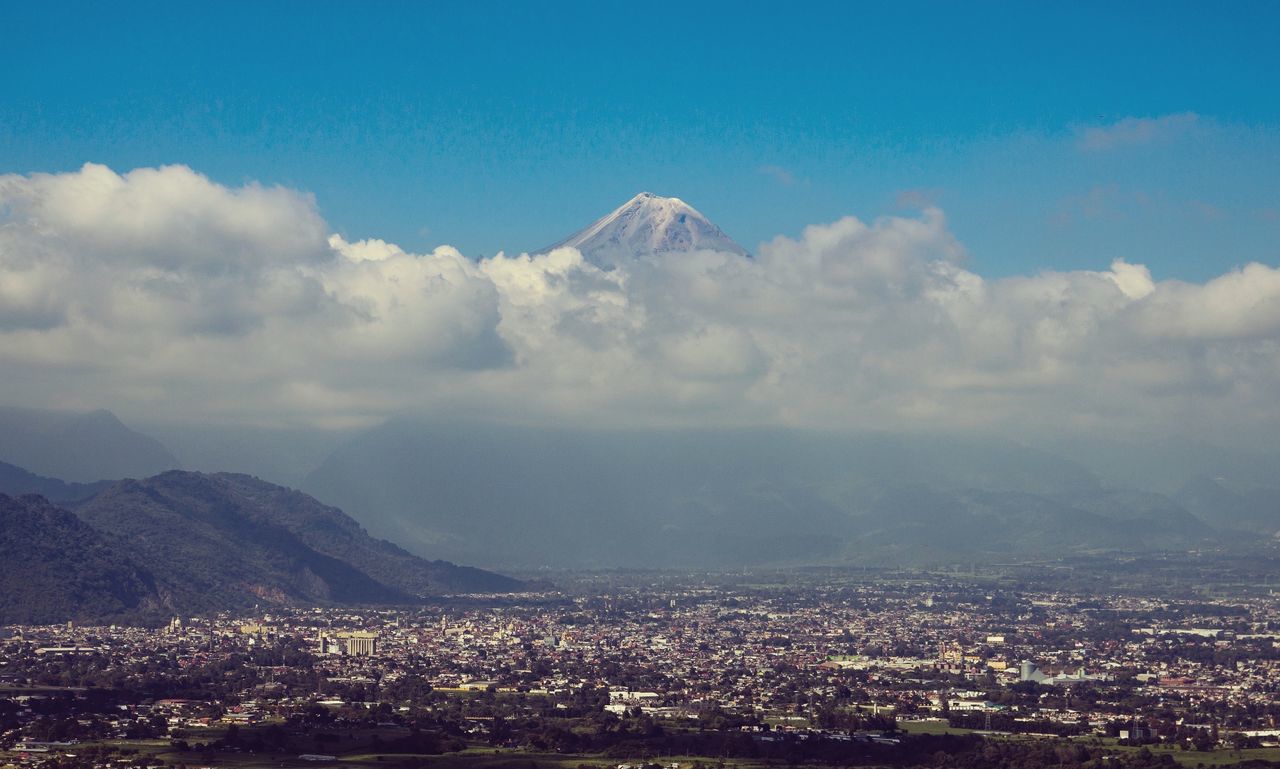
544, 192, 749, 262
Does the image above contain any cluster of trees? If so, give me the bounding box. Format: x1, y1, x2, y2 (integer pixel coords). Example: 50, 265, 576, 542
0, 636, 317, 699
927, 741, 1187, 769
945, 712, 1086, 737
0, 689, 171, 748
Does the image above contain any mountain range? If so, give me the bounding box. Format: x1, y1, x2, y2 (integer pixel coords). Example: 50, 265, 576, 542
0, 459, 111, 503
0, 406, 179, 483
0, 466, 525, 624
301, 420, 1269, 571
5, 403, 1272, 589
2, 193, 1279, 614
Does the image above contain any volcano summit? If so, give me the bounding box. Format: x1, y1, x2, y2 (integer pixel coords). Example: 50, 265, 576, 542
543, 192, 749, 264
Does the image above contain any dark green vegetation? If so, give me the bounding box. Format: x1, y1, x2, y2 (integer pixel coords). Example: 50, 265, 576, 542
0, 494, 162, 624
0, 470, 524, 624
303, 421, 1270, 570
75, 471, 525, 603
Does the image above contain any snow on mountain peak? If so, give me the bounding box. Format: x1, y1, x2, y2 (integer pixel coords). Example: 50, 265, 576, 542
542, 192, 749, 263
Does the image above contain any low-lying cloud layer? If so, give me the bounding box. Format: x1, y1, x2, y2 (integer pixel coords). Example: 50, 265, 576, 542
2, 163, 1278, 443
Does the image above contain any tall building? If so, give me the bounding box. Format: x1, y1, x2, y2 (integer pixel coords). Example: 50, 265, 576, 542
318, 630, 378, 657
340, 631, 377, 656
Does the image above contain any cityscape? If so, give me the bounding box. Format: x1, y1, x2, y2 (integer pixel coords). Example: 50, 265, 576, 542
4, 563, 1280, 768
4, 3, 1280, 769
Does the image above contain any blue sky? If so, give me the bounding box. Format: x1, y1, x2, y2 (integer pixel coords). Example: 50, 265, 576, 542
4, 1, 1278, 280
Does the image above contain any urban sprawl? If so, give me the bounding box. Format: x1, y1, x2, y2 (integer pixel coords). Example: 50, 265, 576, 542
3, 572, 1280, 768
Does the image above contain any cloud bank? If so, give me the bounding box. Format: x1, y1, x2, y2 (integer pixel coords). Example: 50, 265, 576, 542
2, 163, 1278, 443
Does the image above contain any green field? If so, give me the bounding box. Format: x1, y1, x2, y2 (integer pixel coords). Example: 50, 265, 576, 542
898, 722, 1280, 767
1109, 742, 1280, 768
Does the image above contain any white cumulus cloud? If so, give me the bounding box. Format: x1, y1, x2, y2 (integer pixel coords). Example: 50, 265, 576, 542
2, 162, 1280, 445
